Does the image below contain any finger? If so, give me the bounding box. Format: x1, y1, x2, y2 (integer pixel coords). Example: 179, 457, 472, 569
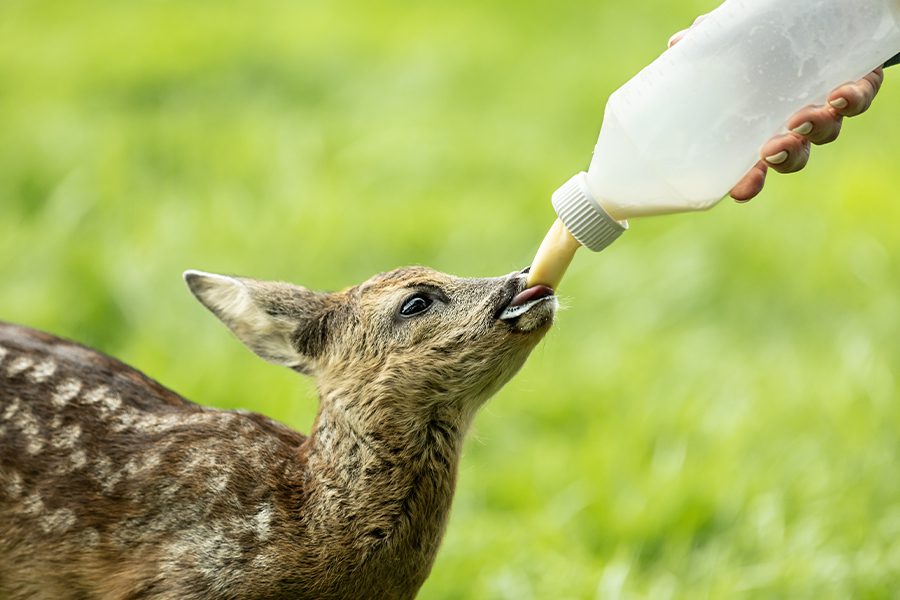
668, 14, 707, 48
786, 105, 843, 145
759, 134, 811, 174
667, 29, 688, 48
865, 67, 885, 95
828, 68, 884, 117
731, 161, 768, 202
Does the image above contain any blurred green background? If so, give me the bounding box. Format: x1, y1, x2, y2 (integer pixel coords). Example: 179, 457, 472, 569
3, 0, 900, 597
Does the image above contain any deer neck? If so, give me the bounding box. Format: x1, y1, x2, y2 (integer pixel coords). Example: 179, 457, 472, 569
299, 382, 470, 589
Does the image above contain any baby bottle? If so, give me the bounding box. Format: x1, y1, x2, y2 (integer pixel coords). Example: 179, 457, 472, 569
530, 0, 900, 288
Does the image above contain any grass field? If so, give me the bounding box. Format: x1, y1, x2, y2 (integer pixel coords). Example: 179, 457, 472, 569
2, 0, 900, 597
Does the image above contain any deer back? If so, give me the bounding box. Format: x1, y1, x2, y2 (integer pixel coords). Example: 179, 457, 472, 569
0, 322, 309, 599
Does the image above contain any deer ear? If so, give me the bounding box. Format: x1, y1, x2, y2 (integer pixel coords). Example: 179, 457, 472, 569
184, 270, 330, 373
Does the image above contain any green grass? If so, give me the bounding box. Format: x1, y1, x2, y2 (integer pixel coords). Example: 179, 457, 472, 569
3, 0, 900, 597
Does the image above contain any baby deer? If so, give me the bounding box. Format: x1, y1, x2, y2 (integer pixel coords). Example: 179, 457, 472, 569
0, 266, 556, 599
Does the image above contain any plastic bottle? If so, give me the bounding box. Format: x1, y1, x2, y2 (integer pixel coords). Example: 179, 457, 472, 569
529, 0, 900, 289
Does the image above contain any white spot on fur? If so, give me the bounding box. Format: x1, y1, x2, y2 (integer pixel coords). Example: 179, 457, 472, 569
251, 552, 274, 571
95, 454, 123, 493
52, 449, 87, 475
139, 411, 224, 434
141, 452, 162, 473
84, 385, 109, 404
253, 503, 273, 541
28, 359, 57, 383
142, 412, 183, 433
209, 470, 230, 494
93, 453, 113, 478
26, 436, 44, 455
2, 397, 21, 421
112, 410, 138, 432
158, 481, 183, 503
83, 385, 122, 418
122, 452, 161, 479
51, 378, 82, 408
171, 438, 242, 501
6, 356, 33, 377
121, 457, 140, 478
3, 470, 24, 498
0, 345, 7, 364
102, 391, 122, 415
70, 449, 87, 471
12, 404, 43, 455
22, 491, 45, 516
52, 423, 82, 449
41, 508, 76, 534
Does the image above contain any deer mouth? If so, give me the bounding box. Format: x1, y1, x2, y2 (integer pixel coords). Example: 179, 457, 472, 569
498, 284, 556, 322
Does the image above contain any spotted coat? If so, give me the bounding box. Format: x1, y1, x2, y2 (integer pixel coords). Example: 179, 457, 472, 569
0, 266, 555, 599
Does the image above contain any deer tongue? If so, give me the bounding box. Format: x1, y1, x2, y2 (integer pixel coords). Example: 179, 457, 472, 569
499, 285, 554, 321
509, 285, 554, 307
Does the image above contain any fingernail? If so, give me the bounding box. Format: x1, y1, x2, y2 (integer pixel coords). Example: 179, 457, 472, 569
829, 97, 849, 109
734, 197, 751, 204
765, 150, 789, 165
792, 121, 813, 136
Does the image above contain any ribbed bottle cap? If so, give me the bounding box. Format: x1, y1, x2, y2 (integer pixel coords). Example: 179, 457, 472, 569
551, 172, 627, 252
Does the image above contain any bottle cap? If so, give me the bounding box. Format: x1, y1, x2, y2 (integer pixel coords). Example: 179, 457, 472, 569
551, 172, 627, 252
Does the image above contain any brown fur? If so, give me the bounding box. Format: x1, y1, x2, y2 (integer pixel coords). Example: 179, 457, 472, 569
0, 266, 555, 599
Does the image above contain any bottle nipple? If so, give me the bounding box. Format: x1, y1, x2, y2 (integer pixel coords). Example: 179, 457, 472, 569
526, 218, 582, 289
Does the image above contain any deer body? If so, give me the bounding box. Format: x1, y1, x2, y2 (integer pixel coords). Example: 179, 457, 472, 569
0, 267, 556, 599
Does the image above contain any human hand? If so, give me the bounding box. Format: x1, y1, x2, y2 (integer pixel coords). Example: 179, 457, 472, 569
669, 16, 886, 202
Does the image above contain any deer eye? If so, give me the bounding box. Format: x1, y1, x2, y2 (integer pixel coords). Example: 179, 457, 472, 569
399, 293, 433, 318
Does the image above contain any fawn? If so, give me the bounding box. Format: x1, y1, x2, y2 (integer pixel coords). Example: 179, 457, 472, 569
0, 266, 557, 599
